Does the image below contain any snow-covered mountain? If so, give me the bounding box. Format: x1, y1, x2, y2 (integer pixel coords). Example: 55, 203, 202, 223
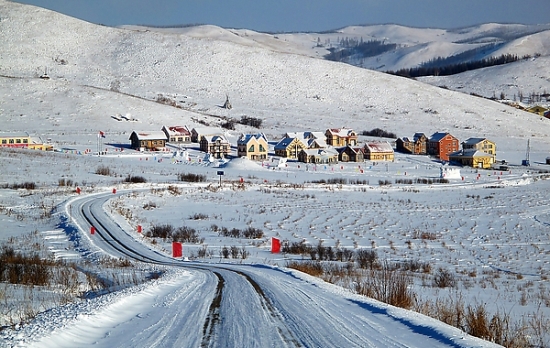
2, 0, 550, 154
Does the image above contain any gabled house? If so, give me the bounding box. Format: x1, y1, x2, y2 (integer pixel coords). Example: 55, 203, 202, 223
191, 127, 223, 143
237, 133, 268, 160
428, 132, 459, 161
200, 134, 231, 159
396, 133, 428, 155
526, 105, 548, 116
325, 128, 358, 147
449, 138, 496, 169
298, 148, 339, 164
364, 141, 394, 162
274, 137, 307, 159
338, 146, 364, 162
162, 126, 191, 144
129, 131, 168, 151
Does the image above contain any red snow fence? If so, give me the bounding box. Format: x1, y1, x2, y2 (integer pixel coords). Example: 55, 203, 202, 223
271, 237, 281, 253
172, 242, 182, 258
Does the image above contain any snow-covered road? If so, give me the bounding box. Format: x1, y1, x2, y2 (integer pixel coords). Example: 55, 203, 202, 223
4, 192, 502, 347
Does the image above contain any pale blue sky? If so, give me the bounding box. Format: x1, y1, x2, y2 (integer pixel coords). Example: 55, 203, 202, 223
15, 0, 550, 32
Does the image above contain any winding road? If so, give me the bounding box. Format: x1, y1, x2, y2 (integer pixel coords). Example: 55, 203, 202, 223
19, 191, 500, 348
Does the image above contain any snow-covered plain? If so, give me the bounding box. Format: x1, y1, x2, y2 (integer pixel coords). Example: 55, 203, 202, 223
1, 0, 550, 346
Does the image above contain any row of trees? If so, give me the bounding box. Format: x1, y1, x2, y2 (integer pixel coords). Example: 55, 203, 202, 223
388, 53, 522, 78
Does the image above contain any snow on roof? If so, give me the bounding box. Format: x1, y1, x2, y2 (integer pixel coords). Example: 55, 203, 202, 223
365, 141, 393, 152
0, 132, 30, 138
238, 133, 267, 144
274, 137, 306, 149
131, 131, 167, 140
164, 126, 190, 135
327, 128, 356, 137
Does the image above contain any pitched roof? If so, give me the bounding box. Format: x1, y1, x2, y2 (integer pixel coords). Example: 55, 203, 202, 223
238, 133, 267, 144
429, 132, 451, 141
327, 128, 356, 137
462, 137, 488, 145
164, 126, 191, 136
131, 131, 167, 140
274, 137, 306, 150
364, 141, 394, 153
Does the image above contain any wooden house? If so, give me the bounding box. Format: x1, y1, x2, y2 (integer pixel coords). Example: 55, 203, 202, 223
237, 133, 268, 160
129, 131, 168, 151
325, 128, 358, 147
428, 132, 459, 161
191, 127, 223, 143
162, 126, 191, 144
363, 141, 394, 162
396, 133, 428, 155
298, 148, 339, 164
200, 134, 231, 159
338, 146, 364, 162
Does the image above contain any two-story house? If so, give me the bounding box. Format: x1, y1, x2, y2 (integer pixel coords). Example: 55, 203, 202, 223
200, 135, 231, 159
325, 128, 358, 147
396, 133, 428, 155
237, 133, 268, 160
428, 132, 460, 161
449, 138, 496, 169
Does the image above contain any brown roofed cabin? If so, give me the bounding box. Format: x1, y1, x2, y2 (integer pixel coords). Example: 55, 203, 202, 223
129, 131, 168, 151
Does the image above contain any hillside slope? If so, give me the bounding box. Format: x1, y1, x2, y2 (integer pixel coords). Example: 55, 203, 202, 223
1, 0, 550, 153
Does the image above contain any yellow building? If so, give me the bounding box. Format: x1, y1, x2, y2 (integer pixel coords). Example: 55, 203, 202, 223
237, 133, 268, 161
449, 138, 496, 169
526, 105, 548, 116
0, 132, 52, 151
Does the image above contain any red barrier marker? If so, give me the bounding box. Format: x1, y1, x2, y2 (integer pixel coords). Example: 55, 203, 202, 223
271, 237, 281, 253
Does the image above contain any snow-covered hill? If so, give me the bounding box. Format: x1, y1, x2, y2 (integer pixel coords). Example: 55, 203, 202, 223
2, 0, 550, 155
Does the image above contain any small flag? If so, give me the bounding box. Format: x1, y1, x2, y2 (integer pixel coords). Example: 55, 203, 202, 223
99, 131, 106, 138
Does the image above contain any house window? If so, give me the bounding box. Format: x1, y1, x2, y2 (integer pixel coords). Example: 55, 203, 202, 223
248, 145, 255, 152
259, 144, 265, 152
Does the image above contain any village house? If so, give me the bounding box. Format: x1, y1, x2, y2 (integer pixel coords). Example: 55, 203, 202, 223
298, 148, 339, 164
396, 133, 428, 155
129, 131, 168, 151
525, 105, 548, 116
162, 126, 191, 144
237, 133, 268, 160
200, 134, 231, 159
363, 141, 394, 162
191, 127, 223, 143
0, 132, 52, 151
428, 132, 460, 162
338, 146, 364, 162
449, 138, 496, 169
325, 128, 358, 147
274, 137, 307, 159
